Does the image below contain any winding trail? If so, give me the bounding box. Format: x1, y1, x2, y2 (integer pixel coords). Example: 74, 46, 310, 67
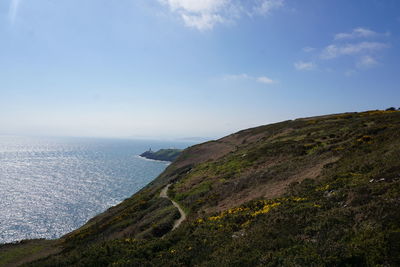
160, 184, 187, 230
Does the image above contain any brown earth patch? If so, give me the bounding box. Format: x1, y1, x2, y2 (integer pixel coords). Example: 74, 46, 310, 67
209, 157, 340, 213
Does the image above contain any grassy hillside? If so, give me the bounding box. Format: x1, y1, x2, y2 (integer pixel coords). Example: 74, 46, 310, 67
4, 110, 400, 266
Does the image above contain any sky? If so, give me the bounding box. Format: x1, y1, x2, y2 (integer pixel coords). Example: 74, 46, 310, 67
0, 0, 399, 140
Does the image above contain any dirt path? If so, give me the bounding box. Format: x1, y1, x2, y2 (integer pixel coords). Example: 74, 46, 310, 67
160, 184, 186, 230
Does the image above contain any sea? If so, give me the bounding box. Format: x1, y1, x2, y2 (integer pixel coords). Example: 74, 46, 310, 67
0, 136, 194, 244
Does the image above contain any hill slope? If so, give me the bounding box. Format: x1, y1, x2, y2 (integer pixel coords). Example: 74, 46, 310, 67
6, 110, 400, 266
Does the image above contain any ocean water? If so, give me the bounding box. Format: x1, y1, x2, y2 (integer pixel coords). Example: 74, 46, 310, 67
0, 136, 191, 244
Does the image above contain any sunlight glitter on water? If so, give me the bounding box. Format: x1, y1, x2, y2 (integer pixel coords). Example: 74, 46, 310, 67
0, 136, 188, 244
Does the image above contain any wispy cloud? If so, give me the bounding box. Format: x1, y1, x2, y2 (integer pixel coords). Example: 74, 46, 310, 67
302, 46, 315, 53
321, 42, 388, 59
224, 73, 277, 85
160, 0, 227, 13
8, 0, 21, 24
334, 27, 382, 40
253, 0, 284, 15
294, 61, 315, 71
181, 13, 225, 31
159, 0, 284, 31
356, 55, 378, 69
257, 76, 276, 84
296, 27, 389, 74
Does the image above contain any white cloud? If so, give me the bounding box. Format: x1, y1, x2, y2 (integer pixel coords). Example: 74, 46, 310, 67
334, 27, 379, 40
159, 0, 284, 30
294, 61, 315, 71
224, 73, 276, 85
356, 55, 378, 69
303, 46, 315, 53
321, 42, 388, 59
254, 0, 284, 15
161, 0, 227, 13
181, 13, 225, 30
257, 76, 276, 84
8, 0, 20, 24
298, 27, 390, 73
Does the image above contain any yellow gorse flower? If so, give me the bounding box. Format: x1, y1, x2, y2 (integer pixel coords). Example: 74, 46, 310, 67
251, 203, 281, 216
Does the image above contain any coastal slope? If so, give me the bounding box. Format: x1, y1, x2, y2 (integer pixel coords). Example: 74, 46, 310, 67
5, 110, 400, 266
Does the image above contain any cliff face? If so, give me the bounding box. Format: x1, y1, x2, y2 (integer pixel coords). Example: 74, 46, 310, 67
19, 110, 400, 265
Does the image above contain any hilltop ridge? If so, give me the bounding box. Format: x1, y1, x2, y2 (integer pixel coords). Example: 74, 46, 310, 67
2, 109, 400, 266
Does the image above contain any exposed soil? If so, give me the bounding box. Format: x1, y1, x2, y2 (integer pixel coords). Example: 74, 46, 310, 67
210, 157, 340, 213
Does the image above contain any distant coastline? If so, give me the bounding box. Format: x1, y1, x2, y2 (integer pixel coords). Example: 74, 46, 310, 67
139, 148, 182, 162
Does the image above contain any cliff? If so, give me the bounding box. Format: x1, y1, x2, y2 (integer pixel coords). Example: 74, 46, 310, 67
3, 110, 400, 266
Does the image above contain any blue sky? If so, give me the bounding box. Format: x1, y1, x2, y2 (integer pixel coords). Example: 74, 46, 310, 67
0, 0, 399, 139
